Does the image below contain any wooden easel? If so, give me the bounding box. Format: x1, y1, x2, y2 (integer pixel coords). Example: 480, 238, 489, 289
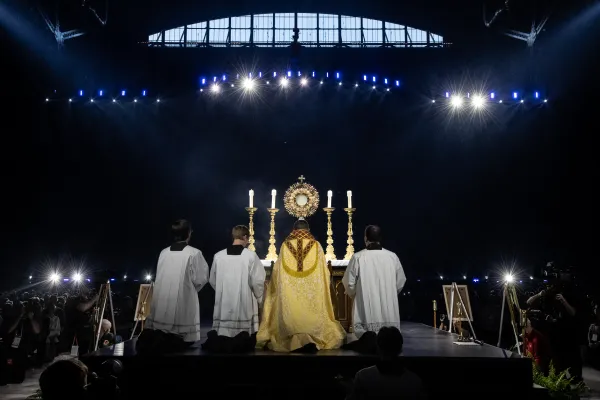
93, 281, 117, 351
130, 282, 154, 339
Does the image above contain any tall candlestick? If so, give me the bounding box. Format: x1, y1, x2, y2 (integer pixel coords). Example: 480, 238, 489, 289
271, 189, 277, 209
245, 206, 258, 252
347, 190, 352, 209
344, 207, 356, 260
323, 207, 337, 261
327, 190, 332, 208
249, 189, 254, 208
266, 208, 279, 261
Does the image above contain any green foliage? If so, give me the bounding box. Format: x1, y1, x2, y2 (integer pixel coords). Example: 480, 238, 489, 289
530, 358, 587, 398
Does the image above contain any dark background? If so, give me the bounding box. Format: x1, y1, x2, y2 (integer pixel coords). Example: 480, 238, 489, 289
0, 0, 598, 293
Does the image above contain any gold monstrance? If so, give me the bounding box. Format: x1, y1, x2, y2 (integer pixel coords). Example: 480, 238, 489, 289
283, 175, 320, 219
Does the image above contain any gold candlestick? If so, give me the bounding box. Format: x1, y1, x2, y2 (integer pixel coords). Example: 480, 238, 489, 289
245, 207, 258, 252
266, 208, 279, 261
344, 208, 356, 260
323, 207, 337, 261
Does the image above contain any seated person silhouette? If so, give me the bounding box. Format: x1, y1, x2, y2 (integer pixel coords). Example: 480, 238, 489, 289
347, 327, 425, 400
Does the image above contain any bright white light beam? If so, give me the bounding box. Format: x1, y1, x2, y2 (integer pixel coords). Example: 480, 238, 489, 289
472, 94, 485, 109
451, 95, 463, 108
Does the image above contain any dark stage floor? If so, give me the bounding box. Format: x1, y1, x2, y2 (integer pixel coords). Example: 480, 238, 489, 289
83, 322, 535, 399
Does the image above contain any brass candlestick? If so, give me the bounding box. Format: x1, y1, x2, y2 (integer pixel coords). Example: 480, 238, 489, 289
266, 208, 279, 261
323, 207, 337, 261
245, 207, 258, 252
344, 208, 356, 260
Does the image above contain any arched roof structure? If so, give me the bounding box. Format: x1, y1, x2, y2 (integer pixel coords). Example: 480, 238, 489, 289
147, 13, 445, 48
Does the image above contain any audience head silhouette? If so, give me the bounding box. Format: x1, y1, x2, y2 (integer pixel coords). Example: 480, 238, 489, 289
377, 326, 404, 360
171, 219, 192, 243
293, 219, 310, 231
39, 358, 88, 400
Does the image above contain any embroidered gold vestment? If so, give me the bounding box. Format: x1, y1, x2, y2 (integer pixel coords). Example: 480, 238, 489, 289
256, 229, 345, 352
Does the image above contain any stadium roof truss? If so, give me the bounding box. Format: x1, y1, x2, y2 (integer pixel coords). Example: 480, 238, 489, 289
146, 13, 445, 48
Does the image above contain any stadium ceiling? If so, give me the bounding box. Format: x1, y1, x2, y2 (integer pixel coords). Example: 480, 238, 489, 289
145, 13, 445, 48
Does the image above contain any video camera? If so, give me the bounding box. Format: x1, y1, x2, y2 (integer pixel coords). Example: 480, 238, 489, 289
541, 262, 573, 282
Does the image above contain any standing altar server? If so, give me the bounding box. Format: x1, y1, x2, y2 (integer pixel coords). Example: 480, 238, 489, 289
343, 225, 406, 338
257, 219, 346, 352
209, 225, 266, 337
146, 219, 209, 343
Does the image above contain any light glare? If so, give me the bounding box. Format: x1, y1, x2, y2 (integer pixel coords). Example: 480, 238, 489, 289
504, 274, 514, 283
472, 95, 485, 109
451, 95, 463, 108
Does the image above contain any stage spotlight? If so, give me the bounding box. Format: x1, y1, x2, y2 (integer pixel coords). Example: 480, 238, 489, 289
504, 274, 514, 283
297, 71, 301, 77
499, 100, 503, 104
124, 275, 128, 279
386, 88, 390, 91
223, 75, 227, 81
266, 81, 270, 85
336, 72, 340, 79
273, 72, 277, 78
79, 90, 83, 96
363, 75, 367, 81
338, 82, 342, 86
513, 92, 518, 99
312, 71, 315, 77
490, 92, 495, 99
320, 81, 324, 85
384, 78, 388, 85
142, 90, 147, 96
530, 276, 534, 280
431, 99, 436, 103
280, 78, 288, 87
200, 89, 204, 92
372, 76, 376, 83
259, 72, 263, 78
242, 78, 255, 90
445, 92, 450, 98
372, 86, 376, 90
544, 99, 548, 103
112, 99, 116, 103
134, 99, 138, 103
520, 99, 524, 103
439, 276, 443, 280
472, 94, 485, 109
121, 90, 126, 96
355, 83, 359, 87
72, 273, 82, 283
450, 95, 463, 108
211, 84, 220, 93
45, 98, 49, 102
300, 78, 308, 86
69, 99, 72, 102
50, 273, 60, 284
287, 71, 292, 77
463, 275, 467, 280
90, 99, 94, 103
535, 91, 539, 99
396, 81, 400, 87
485, 276, 489, 280
29, 275, 33, 280
231, 84, 235, 87
99, 90, 103, 96
145, 274, 152, 281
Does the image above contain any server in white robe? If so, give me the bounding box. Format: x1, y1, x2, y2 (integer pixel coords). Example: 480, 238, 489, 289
343, 225, 406, 338
210, 225, 266, 337
146, 219, 209, 342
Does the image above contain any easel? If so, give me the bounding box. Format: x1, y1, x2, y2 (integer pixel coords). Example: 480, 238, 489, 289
130, 282, 154, 339
93, 281, 117, 351
445, 282, 478, 341
497, 281, 523, 354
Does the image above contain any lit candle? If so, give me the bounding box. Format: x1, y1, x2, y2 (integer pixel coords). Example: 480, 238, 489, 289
271, 189, 277, 209
327, 190, 332, 208
249, 189, 254, 208
347, 190, 352, 208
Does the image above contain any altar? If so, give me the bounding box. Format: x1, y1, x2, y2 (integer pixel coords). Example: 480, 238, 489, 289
245, 175, 357, 332
261, 259, 354, 332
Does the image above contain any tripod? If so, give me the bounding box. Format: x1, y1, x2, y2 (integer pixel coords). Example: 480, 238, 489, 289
93, 281, 117, 351
497, 282, 523, 354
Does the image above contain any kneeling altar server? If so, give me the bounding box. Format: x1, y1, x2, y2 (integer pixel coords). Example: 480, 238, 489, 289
209, 225, 266, 336
343, 225, 406, 338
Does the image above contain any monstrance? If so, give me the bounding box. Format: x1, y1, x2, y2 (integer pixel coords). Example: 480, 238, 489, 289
283, 175, 320, 219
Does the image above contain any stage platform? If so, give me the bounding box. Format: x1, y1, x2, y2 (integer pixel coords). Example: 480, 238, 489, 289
82, 322, 536, 399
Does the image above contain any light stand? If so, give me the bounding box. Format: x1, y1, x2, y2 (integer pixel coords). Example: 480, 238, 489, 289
496, 279, 522, 354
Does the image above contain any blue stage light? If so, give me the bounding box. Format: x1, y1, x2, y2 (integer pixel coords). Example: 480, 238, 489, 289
363, 75, 367, 81
535, 91, 539, 99
223, 75, 227, 81
326, 72, 329, 78
236, 74, 239, 79
298, 71, 301, 76
201, 78, 206, 85
513, 92, 518, 99
110, 278, 115, 282
396, 80, 400, 87
490, 92, 495, 99
121, 90, 126, 96
99, 90, 103, 96
259, 72, 262, 78
445, 92, 449, 98
473, 278, 479, 283
336, 72, 340, 79
287, 71, 292, 77
142, 90, 147, 96
79, 90, 83, 96
372, 76, 376, 82
273, 72, 277, 77
213, 76, 217, 82
312, 71, 315, 77
384, 78, 388, 85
